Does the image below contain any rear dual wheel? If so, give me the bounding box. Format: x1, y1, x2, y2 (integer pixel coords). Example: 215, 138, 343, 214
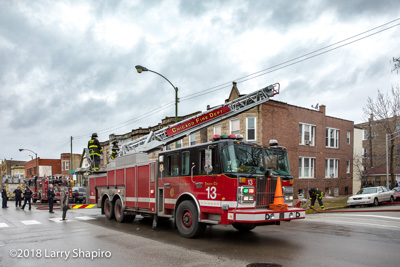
114, 199, 135, 223
104, 198, 114, 220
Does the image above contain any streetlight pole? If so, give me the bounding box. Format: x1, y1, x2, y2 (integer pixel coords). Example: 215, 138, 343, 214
135, 65, 179, 123
19, 149, 38, 177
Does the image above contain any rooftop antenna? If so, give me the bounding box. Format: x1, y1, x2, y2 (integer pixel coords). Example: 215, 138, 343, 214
311, 103, 319, 110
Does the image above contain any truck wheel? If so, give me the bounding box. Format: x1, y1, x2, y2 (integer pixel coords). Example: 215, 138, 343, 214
104, 198, 114, 220
232, 223, 256, 232
176, 200, 206, 238
82, 198, 86, 204
114, 199, 126, 223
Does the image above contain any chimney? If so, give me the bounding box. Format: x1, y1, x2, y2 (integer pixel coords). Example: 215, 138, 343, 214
319, 105, 326, 115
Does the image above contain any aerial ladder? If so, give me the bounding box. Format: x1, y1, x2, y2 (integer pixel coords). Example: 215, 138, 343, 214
120, 83, 280, 154
78, 83, 279, 172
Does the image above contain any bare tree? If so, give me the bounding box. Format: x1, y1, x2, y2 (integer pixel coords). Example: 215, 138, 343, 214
392, 57, 400, 74
363, 85, 400, 188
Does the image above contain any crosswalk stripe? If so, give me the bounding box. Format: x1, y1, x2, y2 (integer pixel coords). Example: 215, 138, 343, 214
0, 223, 9, 228
74, 216, 95, 220
21, 220, 41, 225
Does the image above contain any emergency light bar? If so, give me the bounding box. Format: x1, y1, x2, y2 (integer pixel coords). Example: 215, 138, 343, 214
211, 134, 244, 142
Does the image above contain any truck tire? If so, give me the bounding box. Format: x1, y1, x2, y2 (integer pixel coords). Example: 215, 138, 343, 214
176, 200, 206, 238
232, 223, 256, 232
104, 198, 114, 220
114, 198, 127, 223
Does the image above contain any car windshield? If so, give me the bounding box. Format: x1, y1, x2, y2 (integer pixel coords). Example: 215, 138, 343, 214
357, 188, 377, 194
222, 144, 264, 174
263, 147, 290, 176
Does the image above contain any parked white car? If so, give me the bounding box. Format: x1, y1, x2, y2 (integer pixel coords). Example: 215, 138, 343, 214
347, 186, 395, 207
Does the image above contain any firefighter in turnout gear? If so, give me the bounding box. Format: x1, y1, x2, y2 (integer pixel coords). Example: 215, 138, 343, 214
309, 187, 325, 210
88, 133, 102, 171
110, 140, 120, 160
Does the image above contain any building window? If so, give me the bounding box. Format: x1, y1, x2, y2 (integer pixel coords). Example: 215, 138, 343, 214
166, 144, 171, 151
214, 125, 221, 135
362, 130, 368, 140
246, 117, 256, 141
325, 159, 339, 178
189, 133, 196, 146
230, 119, 240, 135
176, 139, 182, 149
347, 131, 351, 144
346, 160, 350, 173
362, 148, 367, 158
299, 123, 315, 146
326, 128, 339, 148
65, 161, 69, 171
299, 157, 315, 178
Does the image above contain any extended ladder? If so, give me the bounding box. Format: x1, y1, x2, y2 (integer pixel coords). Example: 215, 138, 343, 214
120, 83, 280, 154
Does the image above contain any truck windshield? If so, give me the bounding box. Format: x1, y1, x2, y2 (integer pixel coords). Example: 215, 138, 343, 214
263, 148, 290, 176
222, 144, 264, 174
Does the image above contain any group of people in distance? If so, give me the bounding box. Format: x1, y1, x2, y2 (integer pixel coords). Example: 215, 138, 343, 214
1, 185, 33, 210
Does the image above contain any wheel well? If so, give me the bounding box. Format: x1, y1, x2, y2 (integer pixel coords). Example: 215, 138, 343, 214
174, 194, 199, 222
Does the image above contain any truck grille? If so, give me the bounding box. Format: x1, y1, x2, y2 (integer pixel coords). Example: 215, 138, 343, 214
256, 177, 277, 209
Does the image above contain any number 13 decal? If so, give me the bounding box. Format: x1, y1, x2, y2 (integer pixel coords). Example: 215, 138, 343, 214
206, 186, 217, 199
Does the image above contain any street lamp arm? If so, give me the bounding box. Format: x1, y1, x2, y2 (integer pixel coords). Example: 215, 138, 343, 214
147, 70, 178, 92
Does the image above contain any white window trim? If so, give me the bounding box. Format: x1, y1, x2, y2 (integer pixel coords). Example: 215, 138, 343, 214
189, 133, 196, 146
326, 127, 339, 148
299, 122, 316, 146
230, 118, 240, 135
246, 117, 257, 141
325, 158, 339, 178
298, 157, 315, 178
214, 125, 221, 135
347, 131, 351, 145
362, 130, 368, 140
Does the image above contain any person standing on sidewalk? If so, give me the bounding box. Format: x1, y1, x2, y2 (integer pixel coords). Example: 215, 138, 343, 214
47, 184, 56, 213
13, 186, 23, 208
1, 185, 8, 208
309, 187, 325, 210
22, 187, 32, 210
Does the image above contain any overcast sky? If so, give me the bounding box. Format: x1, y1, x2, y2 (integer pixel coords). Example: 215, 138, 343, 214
1, 0, 399, 162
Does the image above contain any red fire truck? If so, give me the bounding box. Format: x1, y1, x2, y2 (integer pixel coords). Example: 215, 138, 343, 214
83, 83, 305, 238
26, 176, 70, 203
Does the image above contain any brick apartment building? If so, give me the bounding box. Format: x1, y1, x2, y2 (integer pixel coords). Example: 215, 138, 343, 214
24, 158, 61, 178
204, 82, 354, 198
355, 115, 400, 188
61, 153, 82, 178
100, 82, 354, 198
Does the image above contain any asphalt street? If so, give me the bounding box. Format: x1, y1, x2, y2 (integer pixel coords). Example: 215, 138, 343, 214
1, 202, 399, 267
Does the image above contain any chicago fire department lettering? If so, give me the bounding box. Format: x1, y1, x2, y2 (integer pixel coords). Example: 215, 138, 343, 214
166, 106, 230, 136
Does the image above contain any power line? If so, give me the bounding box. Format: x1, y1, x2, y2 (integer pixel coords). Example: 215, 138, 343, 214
73, 18, 400, 140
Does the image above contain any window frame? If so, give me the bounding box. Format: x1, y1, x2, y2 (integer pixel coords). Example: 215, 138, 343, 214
189, 133, 196, 146
230, 118, 240, 135
246, 117, 256, 141
325, 158, 339, 178
326, 127, 339, 148
298, 157, 315, 178
299, 123, 316, 146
